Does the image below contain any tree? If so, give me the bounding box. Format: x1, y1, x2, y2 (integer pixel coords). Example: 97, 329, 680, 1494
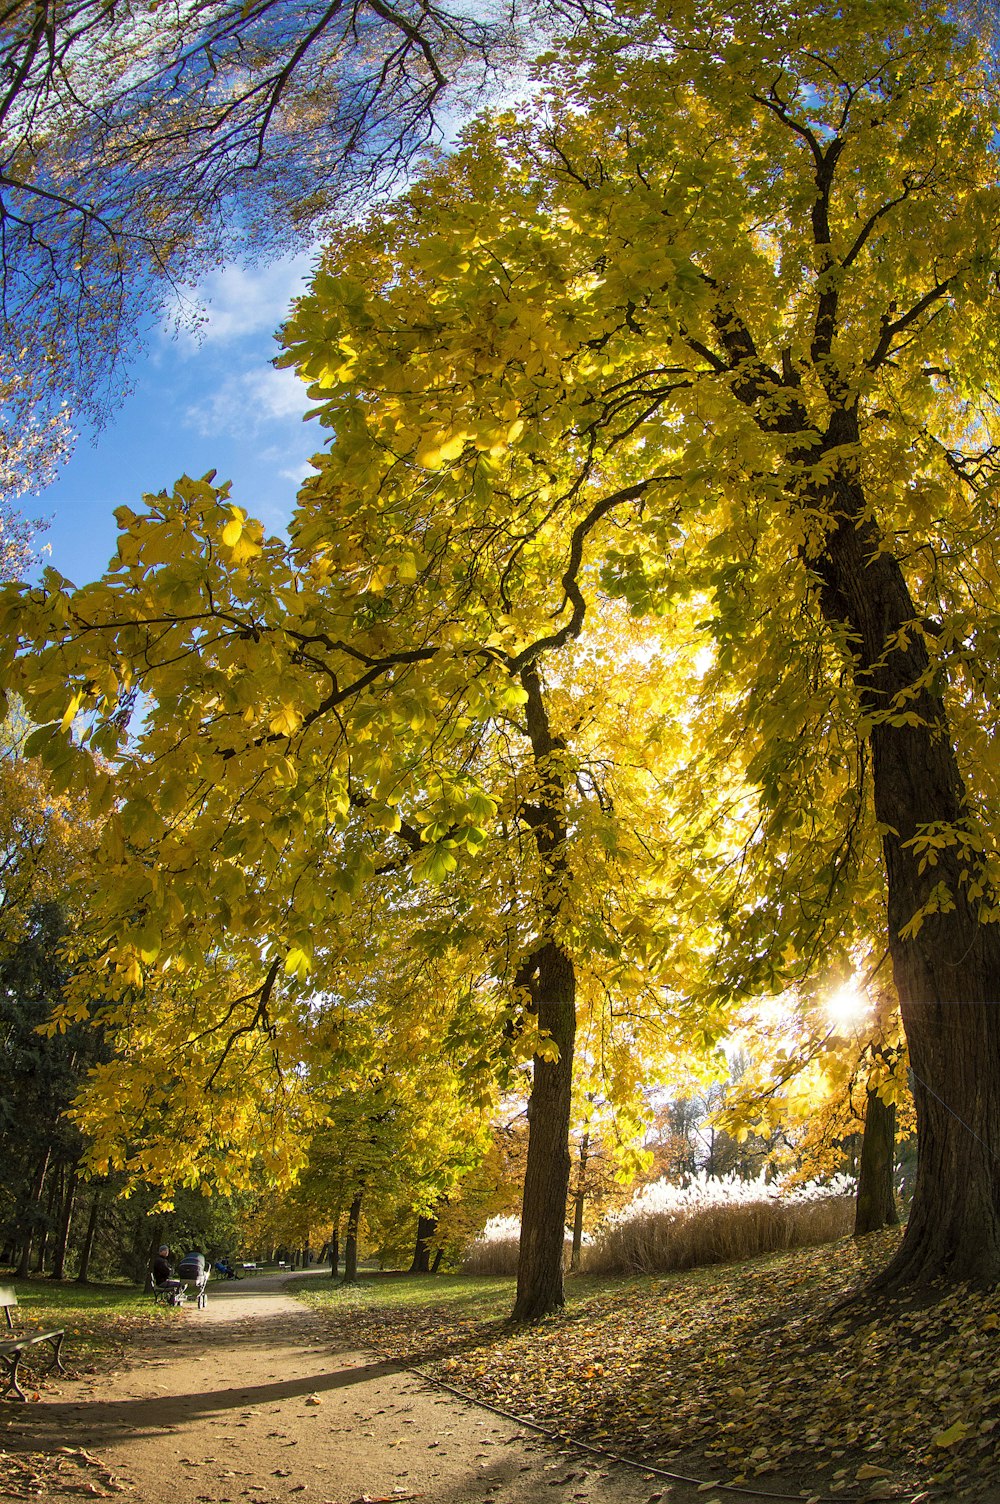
0, 693, 102, 1279
18, 0, 1000, 1303
0, 465, 733, 1317
274, 0, 1000, 1289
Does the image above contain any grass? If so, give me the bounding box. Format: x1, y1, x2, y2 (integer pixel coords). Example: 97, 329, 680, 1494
0, 1276, 172, 1373
294, 1230, 1000, 1501
462, 1178, 857, 1278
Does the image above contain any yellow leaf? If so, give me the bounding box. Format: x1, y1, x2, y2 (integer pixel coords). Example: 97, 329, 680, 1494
60, 689, 84, 732
269, 704, 303, 737
284, 946, 311, 981
933, 1421, 971, 1448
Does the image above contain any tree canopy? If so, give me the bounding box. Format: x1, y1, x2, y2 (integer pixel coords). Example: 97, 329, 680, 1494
6, 0, 1000, 1306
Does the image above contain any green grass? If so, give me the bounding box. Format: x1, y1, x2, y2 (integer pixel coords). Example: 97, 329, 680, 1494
293, 1268, 654, 1324
4, 1277, 152, 1315
295, 1270, 516, 1321
0, 1277, 172, 1369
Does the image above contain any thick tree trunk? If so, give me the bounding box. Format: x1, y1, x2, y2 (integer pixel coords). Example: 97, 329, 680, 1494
409, 1214, 438, 1273
512, 663, 577, 1322
343, 1192, 363, 1284
569, 1131, 589, 1272
75, 1191, 101, 1283
512, 941, 576, 1321
808, 414, 1000, 1285
855, 1090, 899, 1236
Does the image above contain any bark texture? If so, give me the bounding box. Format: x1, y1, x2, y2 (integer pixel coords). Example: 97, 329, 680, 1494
409, 1214, 438, 1273
513, 942, 576, 1321
343, 1191, 363, 1284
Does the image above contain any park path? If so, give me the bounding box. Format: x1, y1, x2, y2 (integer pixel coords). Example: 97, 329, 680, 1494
2, 1272, 688, 1504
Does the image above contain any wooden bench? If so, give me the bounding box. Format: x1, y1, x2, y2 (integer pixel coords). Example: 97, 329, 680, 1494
0, 1285, 66, 1401
150, 1271, 184, 1306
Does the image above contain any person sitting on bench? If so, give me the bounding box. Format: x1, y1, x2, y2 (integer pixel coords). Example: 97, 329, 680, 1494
152, 1246, 185, 1305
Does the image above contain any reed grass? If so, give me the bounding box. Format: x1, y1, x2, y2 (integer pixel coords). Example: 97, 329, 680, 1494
461, 1215, 576, 1276
582, 1173, 855, 1275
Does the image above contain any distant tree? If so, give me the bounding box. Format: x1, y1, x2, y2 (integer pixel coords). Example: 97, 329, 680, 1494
0, 901, 97, 1277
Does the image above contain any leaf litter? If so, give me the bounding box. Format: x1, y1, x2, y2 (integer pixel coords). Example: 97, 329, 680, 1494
305, 1229, 1000, 1501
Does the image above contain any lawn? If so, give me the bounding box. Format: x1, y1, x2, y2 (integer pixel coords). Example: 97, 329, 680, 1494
0, 1277, 171, 1375
295, 1230, 1000, 1501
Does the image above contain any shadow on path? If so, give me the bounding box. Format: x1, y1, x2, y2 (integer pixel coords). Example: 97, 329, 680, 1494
5, 1353, 402, 1450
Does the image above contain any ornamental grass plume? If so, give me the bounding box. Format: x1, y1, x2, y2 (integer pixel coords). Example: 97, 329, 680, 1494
462, 1215, 580, 1275
581, 1172, 856, 1276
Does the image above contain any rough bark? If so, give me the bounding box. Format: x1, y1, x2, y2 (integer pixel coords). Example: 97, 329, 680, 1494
512, 940, 576, 1320
807, 410, 1000, 1286
855, 1090, 899, 1237
343, 1192, 363, 1284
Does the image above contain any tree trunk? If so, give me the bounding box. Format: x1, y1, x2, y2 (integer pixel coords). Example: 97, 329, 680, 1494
16, 1147, 51, 1278
807, 412, 1000, 1285
50, 1165, 79, 1280
512, 940, 576, 1321
75, 1190, 101, 1283
34, 1163, 62, 1274
431, 1245, 444, 1274
329, 1225, 340, 1277
409, 1214, 438, 1273
343, 1192, 363, 1284
510, 662, 578, 1322
855, 1089, 899, 1236
569, 1131, 589, 1272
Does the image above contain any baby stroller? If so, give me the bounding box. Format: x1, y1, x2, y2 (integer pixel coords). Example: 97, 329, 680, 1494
177, 1252, 211, 1308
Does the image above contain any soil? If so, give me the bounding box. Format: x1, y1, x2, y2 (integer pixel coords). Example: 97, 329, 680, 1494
0, 1271, 707, 1504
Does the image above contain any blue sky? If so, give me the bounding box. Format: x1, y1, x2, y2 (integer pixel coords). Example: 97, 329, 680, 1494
33, 251, 321, 587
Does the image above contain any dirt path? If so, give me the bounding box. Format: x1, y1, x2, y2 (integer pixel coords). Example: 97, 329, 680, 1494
3, 1273, 700, 1504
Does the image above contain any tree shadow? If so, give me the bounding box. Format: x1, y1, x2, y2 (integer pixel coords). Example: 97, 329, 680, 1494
2, 1353, 405, 1452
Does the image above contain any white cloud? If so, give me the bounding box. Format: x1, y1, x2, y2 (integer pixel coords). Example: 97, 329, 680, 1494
279, 459, 316, 486
163, 249, 317, 350
186, 362, 313, 438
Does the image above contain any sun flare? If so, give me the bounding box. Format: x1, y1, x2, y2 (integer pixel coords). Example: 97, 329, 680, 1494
825, 982, 870, 1033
